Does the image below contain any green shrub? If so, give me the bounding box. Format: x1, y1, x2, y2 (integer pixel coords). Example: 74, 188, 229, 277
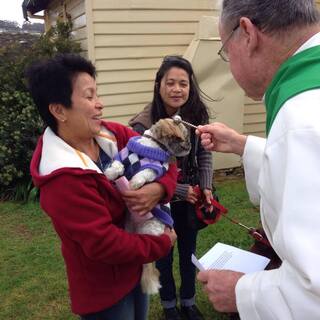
0, 21, 81, 201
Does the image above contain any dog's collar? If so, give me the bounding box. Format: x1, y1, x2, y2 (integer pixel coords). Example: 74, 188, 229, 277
143, 133, 171, 154
127, 136, 170, 162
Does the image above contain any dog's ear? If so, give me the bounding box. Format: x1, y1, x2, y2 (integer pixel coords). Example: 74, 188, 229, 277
157, 119, 185, 140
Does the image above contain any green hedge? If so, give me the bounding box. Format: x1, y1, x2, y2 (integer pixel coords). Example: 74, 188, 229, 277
0, 21, 81, 201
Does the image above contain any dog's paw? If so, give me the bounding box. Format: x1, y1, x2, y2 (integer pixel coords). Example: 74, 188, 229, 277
104, 167, 119, 180
104, 161, 124, 180
130, 169, 156, 190
129, 176, 146, 190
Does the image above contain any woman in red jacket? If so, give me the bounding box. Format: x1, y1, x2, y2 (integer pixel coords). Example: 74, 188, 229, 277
27, 53, 177, 320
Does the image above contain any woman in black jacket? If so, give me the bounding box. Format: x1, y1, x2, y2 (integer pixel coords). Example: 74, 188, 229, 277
129, 56, 214, 320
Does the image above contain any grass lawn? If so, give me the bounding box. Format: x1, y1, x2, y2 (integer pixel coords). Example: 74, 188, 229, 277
0, 178, 260, 320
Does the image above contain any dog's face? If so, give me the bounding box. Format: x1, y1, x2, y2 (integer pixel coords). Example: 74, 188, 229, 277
149, 118, 191, 157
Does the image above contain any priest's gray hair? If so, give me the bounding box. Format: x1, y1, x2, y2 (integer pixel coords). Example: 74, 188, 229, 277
221, 0, 320, 34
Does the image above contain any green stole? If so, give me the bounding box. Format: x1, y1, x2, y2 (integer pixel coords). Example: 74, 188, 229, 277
265, 45, 320, 136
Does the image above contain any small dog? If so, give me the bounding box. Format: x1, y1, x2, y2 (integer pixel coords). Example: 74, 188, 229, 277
104, 118, 191, 294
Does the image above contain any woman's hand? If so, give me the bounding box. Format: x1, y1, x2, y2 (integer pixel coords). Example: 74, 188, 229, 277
186, 186, 198, 204
121, 182, 165, 216
202, 188, 213, 212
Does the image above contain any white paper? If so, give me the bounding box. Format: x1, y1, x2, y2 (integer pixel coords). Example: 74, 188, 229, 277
192, 242, 270, 274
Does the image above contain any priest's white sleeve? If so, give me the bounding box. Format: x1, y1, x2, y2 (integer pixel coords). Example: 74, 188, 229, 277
242, 135, 266, 205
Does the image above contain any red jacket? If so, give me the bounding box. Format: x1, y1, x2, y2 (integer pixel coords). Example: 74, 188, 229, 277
30, 121, 177, 315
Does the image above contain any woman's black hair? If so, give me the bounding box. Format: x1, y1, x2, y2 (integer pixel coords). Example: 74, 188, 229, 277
25, 53, 96, 134
151, 55, 210, 125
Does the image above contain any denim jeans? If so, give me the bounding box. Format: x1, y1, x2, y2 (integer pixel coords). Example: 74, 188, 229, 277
156, 201, 198, 308
80, 283, 149, 320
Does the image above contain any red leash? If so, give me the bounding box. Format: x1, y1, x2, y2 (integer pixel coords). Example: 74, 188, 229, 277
193, 185, 271, 247
219, 214, 271, 247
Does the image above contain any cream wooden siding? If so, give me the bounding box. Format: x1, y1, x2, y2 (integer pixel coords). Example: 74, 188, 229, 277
243, 97, 266, 137
45, 0, 87, 56
243, 92, 265, 136
89, 0, 218, 124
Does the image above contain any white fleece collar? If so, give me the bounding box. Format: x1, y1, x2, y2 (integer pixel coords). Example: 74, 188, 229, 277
294, 31, 320, 55
39, 127, 118, 176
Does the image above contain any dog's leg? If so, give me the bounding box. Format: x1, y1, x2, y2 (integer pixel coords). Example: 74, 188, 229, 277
129, 168, 157, 190
137, 218, 165, 294
141, 263, 161, 294
104, 160, 124, 180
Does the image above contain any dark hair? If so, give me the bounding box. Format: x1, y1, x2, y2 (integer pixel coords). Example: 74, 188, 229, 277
151, 55, 210, 126
25, 53, 96, 133
221, 0, 320, 34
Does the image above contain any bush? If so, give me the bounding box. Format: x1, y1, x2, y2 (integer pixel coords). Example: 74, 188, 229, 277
0, 21, 81, 201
